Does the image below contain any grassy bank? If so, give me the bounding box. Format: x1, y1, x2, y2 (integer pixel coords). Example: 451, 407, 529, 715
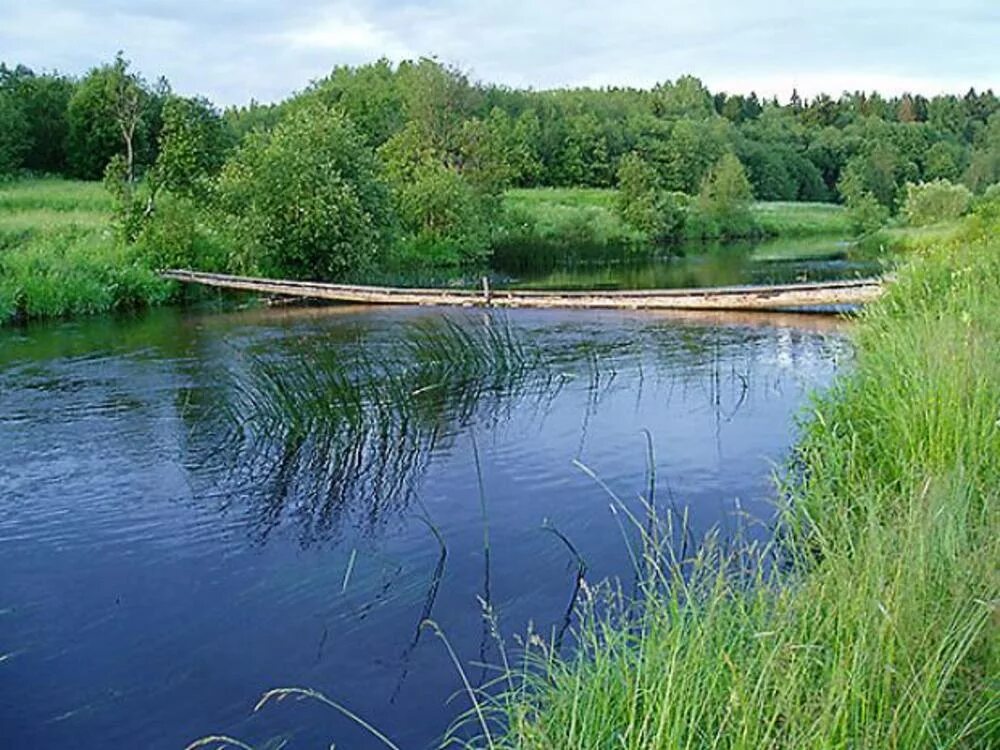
0, 178, 171, 324
501, 188, 646, 250
500, 188, 853, 254
480, 209, 999, 748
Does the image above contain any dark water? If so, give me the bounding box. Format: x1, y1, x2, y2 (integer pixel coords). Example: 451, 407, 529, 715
0, 300, 852, 748
360, 236, 884, 292
493, 235, 882, 290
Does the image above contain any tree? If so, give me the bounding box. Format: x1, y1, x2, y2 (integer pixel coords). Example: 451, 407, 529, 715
902, 180, 972, 226
924, 141, 964, 181
215, 104, 392, 279
692, 152, 757, 238
653, 76, 715, 120
67, 54, 149, 179
616, 151, 687, 241
299, 59, 406, 148
108, 54, 143, 182
838, 142, 915, 210
0, 85, 29, 175
153, 95, 231, 199
0, 65, 74, 174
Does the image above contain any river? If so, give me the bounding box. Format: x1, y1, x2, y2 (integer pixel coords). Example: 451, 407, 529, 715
0, 251, 859, 748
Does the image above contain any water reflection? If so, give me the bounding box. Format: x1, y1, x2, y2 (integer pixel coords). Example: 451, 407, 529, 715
218, 316, 616, 546
210, 311, 851, 551
0, 305, 852, 750
493, 236, 883, 290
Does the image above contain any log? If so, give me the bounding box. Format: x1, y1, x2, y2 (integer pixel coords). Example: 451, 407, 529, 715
161, 269, 885, 312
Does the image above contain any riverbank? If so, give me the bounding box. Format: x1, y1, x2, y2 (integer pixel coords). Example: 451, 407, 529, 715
0, 178, 871, 326
0, 178, 172, 323
482, 206, 999, 747
500, 188, 852, 251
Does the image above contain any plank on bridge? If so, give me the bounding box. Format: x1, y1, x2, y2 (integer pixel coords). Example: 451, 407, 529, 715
161, 269, 885, 312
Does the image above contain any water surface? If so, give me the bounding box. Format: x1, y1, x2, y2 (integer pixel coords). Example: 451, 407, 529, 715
1, 297, 852, 748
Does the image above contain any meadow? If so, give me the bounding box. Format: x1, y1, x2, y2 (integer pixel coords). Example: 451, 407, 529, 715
0, 178, 171, 323
501, 188, 853, 254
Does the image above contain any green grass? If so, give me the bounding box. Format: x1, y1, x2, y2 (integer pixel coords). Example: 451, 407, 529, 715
0, 177, 172, 325
751, 200, 852, 237
476, 210, 1000, 748
501, 188, 646, 250
501, 189, 853, 254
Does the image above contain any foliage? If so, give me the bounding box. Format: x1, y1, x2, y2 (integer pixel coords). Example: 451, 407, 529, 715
845, 190, 890, 234
485, 212, 1000, 749
152, 95, 232, 199
377, 63, 512, 266
688, 152, 759, 239
615, 152, 687, 242
5, 53, 1000, 278
749, 201, 851, 236
214, 103, 392, 279
902, 179, 972, 226
0, 85, 30, 175
501, 188, 646, 254
0, 179, 172, 323
66, 53, 158, 180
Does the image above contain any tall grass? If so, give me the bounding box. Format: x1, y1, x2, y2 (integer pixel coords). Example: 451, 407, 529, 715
500, 189, 853, 260
501, 188, 647, 252
474, 212, 999, 748
751, 201, 851, 237
0, 178, 173, 324
223, 316, 577, 545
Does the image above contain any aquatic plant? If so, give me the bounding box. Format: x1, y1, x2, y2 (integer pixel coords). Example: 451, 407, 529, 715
464, 211, 1000, 748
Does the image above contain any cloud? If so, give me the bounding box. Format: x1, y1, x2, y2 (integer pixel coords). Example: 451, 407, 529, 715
1, 0, 997, 105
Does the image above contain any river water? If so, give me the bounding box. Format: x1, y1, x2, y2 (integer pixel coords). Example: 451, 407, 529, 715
0, 253, 858, 748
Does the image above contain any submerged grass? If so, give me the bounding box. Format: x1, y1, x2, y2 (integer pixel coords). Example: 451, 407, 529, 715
468, 211, 1000, 747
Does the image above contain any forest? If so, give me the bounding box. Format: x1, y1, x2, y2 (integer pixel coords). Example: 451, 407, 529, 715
1, 54, 999, 321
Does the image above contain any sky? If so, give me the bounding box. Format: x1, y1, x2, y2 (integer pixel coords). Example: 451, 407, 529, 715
3, 0, 998, 107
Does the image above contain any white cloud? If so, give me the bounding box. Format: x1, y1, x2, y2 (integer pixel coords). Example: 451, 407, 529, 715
277, 7, 410, 58
1, 0, 997, 105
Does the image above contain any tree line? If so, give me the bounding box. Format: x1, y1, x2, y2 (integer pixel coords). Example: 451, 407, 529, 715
2, 55, 998, 276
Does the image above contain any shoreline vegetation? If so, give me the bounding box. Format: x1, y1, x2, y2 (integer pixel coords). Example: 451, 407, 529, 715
465, 204, 1000, 748
0, 176, 989, 327
3, 56, 1000, 325
181, 201, 1000, 749
454, 199, 1000, 747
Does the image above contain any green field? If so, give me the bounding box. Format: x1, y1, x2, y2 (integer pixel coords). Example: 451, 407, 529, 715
503, 188, 853, 251
0, 178, 170, 324
482, 208, 1000, 748
502, 188, 646, 249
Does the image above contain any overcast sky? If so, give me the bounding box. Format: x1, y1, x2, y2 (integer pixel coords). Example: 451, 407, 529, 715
3, 1, 998, 106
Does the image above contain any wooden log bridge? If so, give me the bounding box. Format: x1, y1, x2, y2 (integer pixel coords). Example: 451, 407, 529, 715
161, 269, 885, 312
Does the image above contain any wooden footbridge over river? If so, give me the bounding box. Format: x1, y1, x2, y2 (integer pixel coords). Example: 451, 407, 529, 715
161, 269, 886, 312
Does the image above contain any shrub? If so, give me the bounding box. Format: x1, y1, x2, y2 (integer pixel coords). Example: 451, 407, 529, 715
133, 194, 229, 272
902, 179, 972, 226
214, 103, 393, 280
688, 153, 759, 239
846, 190, 890, 234
616, 152, 689, 243
390, 160, 493, 266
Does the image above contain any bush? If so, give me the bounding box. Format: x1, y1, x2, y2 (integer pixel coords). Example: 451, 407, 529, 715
616, 152, 689, 243
846, 191, 890, 234
390, 161, 493, 266
133, 194, 229, 272
688, 153, 760, 239
214, 103, 393, 280
902, 179, 972, 226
